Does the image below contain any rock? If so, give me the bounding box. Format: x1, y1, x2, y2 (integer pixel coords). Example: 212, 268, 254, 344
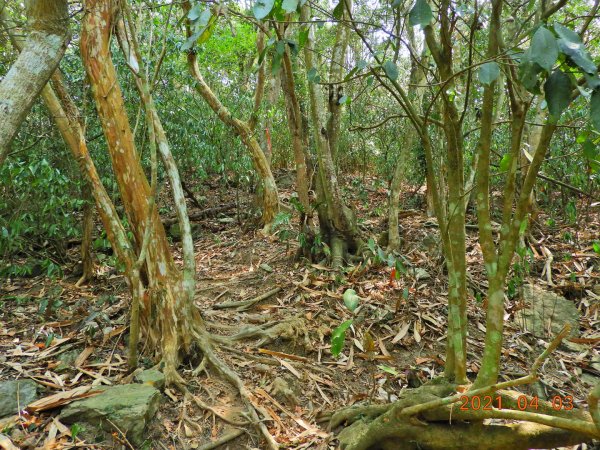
134, 368, 165, 391
0, 380, 39, 417
411, 267, 430, 281
56, 349, 80, 372
60, 384, 160, 446
515, 284, 580, 338
271, 377, 298, 407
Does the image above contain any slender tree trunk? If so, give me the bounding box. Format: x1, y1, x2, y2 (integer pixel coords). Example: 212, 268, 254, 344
280, 34, 312, 223
388, 28, 426, 251
302, 1, 360, 267
0, 0, 70, 163
77, 182, 95, 286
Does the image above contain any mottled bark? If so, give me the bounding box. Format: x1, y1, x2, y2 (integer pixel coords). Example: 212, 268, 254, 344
81, 0, 200, 382
0, 0, 70, 164
116, 8, 196, 305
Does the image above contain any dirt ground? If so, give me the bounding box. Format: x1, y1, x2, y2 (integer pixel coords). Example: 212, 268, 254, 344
1, 173, 599, 449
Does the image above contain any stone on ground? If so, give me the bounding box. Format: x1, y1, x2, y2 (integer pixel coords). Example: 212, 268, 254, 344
515, 284, 580, 338
0, 380, 39, 417
60, 384, 160, 446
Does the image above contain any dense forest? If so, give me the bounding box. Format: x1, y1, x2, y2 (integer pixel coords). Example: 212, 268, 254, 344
0, 0, 599, 448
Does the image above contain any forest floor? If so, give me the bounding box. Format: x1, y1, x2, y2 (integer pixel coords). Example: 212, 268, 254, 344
1, 172, 599, 449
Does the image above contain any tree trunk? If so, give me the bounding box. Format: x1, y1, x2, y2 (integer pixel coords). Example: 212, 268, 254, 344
80, 0, 200, 383
388, 27, 426, 252
0, 0, 70, 163
301, 1, 360, 267
280, 33, 312, 225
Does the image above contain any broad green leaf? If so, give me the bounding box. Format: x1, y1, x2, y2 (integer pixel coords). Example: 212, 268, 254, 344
331, 320, 353, 357
271, 53, 282, 75
298, 29, 309, 47
530, 26, 558, 72
518, 58, 543, 93
554, 23, 597, 75
478, 61, 500, 85
378, 365, 399, 376
282, 0, 299, 13
187, 3, 203, 20
276, 40, 286, 56
338, 95, 349, 105
344, 66, 359, 82
585, 74, 600, 89
544, 69, 572, 119
409, 0, 433, 27
307, 67, 320, 83
357, 60, 368, 70
366, 75, 374, 86
583, 139, 596, 160
499, 154, 511, 171
253, 0, 275, 19
343, 289, 360, 311
383, 61, 399, 81
593, 241, 600, 255
591, 89, 600, 131
332, 1, 344, 19
197, 9, 211, 27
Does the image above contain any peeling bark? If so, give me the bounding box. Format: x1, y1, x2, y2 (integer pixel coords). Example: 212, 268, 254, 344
80, 0, 200, 381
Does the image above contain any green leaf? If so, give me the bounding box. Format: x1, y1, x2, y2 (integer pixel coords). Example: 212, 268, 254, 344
332, 1, 344, 19
343, 289, 360, 311
478, 61, 500, 85
253, 0, 275, 19
383, 61, 399, 81
307, 67, 320, 83
331, 320, 353, 357
499, 153, 511, 171
378, 364, 399, 376
554, 23, 597, 75
409, 0, 433, 27
518, 58, 543, 93
544, 69, 572, 119
187, 3, 203, 20
298, 29, 309, 47
593, 241, 600, 255
338, 95, 349, 105
271, 53, 282, 75
530, 26, 558, 72
276, 40, 286, 55
591, 89, 600, 131
282, 0, 299, 13
344, 66, 358, 82
366, 75, 374, 86
583, 139, 596, 160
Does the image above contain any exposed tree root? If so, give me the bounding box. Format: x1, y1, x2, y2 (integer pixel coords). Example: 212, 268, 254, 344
209, 316, 310, 348
331, 381, 599, 450
159, 316, 311, 449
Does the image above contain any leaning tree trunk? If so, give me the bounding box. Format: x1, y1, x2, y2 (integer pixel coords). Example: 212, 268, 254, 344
80, 0, 201, 384
0, 0, 70, 164
183, 5, 278, 233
